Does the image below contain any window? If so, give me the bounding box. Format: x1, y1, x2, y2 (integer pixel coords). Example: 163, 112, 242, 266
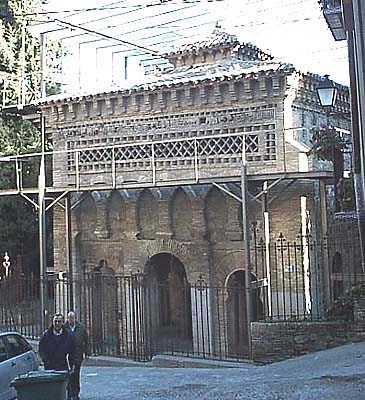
0, 337, 8, 363
5, 334, 31, 358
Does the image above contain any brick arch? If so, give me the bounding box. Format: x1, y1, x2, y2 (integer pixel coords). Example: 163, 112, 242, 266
107, 190, 126, 239
75, 192, 97, 239
137, 189, 158, 240
213, 250, 244, 286
145, 238, 192, 279
143, 252, 193, 350
204, 187, 228, 242
170, 188, 192, 241
90, 259, 119, 355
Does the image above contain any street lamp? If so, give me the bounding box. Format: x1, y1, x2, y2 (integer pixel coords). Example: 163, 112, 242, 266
316, 74, 338, 110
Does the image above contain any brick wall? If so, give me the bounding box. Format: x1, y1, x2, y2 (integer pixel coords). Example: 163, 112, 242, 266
251, 321, 348, 363
251, 298, 365, 363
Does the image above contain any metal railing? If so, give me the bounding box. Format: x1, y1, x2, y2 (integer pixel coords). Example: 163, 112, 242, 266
1, 129, 279, 192
0, 234, 362, 361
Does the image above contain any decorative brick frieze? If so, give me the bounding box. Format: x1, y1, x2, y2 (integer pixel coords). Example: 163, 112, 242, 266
213, 84, 222, 103
134, 94, 144, 112
272, 75, 281, 96
80, 100, 88, 119
51, 104, 59, 123
105, 97, 115, 115
243, 79, 253, 100
258, 76, 267, 97
58, 103, 67, 122
96, 99, 105, 116
200, 86, 208, 105
144, 93, 152, 111
229, 81, 238, 102
121, 95, 130, 113
67, 102, 76, 120
170, 88, 179, 108
157, 90, 166, 109
190, 87, 200, 107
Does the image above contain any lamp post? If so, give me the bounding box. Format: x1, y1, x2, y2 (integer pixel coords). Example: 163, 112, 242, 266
316, 74, 338, 112
316, 74, 365, 275
316, 75, 343, 208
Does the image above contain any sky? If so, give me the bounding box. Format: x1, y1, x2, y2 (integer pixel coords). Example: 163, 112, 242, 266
34, 0, 350, 95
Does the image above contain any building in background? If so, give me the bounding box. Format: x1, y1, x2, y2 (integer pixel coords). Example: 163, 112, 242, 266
31, 28, 354, 359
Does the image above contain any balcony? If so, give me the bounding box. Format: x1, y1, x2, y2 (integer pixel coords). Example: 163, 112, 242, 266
320, 0, 346, 41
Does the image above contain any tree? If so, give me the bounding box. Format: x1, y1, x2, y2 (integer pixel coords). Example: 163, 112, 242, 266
309, 124, 354, 212
0, 0, 54, 275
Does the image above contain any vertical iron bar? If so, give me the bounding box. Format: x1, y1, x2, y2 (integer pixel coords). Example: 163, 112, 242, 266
151, 144, 156, 185
287, 241, 293, 317
294, 240, 300, 318
39, 115, 47, 332
274, 241, 280, 319
194, 284, 199, 355
112, 147, 116, 188
194, 138, 199, 183
279, 236, 286, 320
65, 193, 74, 310
241, 147, 252, 356
262, 181, 272, 318
75, 151, 80, 190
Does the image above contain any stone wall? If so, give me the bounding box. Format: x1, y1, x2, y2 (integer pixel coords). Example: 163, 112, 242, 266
251, 298, 365, 363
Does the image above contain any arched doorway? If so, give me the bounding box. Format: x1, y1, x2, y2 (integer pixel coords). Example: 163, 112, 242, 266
144, 253, 192, 354
226, 270, 263, 357
90, 260, 119, 356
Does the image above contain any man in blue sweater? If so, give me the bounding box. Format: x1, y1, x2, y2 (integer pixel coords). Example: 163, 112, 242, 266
39, 313, 75, 398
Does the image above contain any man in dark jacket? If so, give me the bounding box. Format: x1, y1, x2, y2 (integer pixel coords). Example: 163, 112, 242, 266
65, 311, 89, 400
39, 313, 75, 372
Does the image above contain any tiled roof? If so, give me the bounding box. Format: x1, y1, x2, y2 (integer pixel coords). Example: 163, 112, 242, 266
167, 29, 239, 54
130, 59, 293, 90
39, 59, 293, 104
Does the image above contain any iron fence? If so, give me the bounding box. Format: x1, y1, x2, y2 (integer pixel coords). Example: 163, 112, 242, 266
0, 235, 363, 362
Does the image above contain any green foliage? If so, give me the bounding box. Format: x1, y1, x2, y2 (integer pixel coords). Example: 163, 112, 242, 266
308, 124, 348, 162
0, 0, 57, 273
325, 283, 365, 322
325, 297, 353, 322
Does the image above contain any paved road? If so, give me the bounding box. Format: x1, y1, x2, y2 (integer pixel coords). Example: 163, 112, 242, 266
80, 342, 365, 400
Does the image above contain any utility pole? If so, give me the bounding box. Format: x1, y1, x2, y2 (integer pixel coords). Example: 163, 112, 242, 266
18, 21, 26, 108
40, 32, 46, 98
241, 145, 252, 356
351, 0, 365, 203
39, 115, 47, 331
342, 0, 365, 271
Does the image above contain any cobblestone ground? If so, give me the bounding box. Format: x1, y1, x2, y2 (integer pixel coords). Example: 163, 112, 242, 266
80, 342, 365, 400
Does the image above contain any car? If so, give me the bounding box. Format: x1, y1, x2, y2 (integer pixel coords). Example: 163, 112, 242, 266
0, 332, 38, 400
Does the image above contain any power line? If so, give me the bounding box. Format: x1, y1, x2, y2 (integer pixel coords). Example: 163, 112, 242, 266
73, 13, 332, 57
30, 0, 311, 39
51, 18, 160, 55
52, 4, 198, 42
33, 0, 320, 55
23, 0, 349, 90
20, 0, 227, 16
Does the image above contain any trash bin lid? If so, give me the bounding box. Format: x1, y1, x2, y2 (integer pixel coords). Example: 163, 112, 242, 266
11, 370, 69, 387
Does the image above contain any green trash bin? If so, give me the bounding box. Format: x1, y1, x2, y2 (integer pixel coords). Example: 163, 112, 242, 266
10, 370, 69, 400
